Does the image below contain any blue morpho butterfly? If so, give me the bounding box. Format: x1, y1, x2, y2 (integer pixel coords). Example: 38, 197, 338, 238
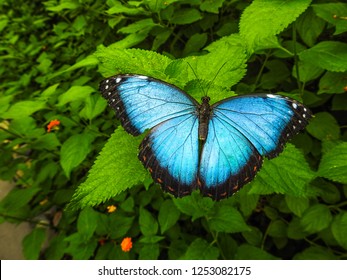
99, 74, 312, 200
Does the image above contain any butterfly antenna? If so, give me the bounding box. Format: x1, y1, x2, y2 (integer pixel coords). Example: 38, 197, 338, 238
187, 62, 207, 96
205, 61, 229, 95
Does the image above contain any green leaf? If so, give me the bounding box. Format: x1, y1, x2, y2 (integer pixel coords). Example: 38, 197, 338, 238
250, 144, 315, 196
107, 2, 145, 16
207, 204, 250, 233
294, 246, 338, 260
77, 207, 99, 241
312, 3, 347, 35
139, 243, 160, 260
318, 71, 347, 95
235, 244, 279, 260
58, 86, 95, 106
60, 133, 93, 178
44, 234, 68, 260
240, 0, 312, 52
108, 215, 134, 239
299, 41, 347, 72
173, 191, 214, 221
292, 60, 324, 83
318, 142, 347, 184
65, 233, 98, 260
311, 178, 341, 204
306, 112, 340, 141
300, 204, 332, 233
158, 200, 180, 234
46, 2, 79, 11
170, 8, 202, 25
242, 226, 263, 246
118, 18, 156, 34
139, 207, 158, 236
4, 100, 46, 119
79, 95, 107, 120
183, 33, 208, 56
179, 35, 247, 90
200, 0, 224, 14
296, 7, 325, 47
32, 133, 61, 150
0, 187, 40, 212
285, 195, 309, 217
22, 228, 46, 260
182, 238, 219, 260
95, 47, 172, 78
287, 217, 308, 240
331, 212, 347, 249
67, 129, 147, 210
268, 220, 287, 238
139, 235, 165, 244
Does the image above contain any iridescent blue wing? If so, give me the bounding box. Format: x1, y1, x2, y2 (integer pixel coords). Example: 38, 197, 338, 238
100, 74, 200, 197
99, 74, 198, 136
199, 94, 311, 200
139, 114, 199, 197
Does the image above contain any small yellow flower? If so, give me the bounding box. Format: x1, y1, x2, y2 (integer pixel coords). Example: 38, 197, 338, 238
107, 205, 117, 213
121, 237, 132, 252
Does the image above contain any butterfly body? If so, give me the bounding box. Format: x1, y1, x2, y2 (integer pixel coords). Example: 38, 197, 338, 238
100, 74, 312, 200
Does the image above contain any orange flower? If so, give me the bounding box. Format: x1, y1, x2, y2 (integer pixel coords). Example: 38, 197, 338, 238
121, 237, 132, 252
47, 119, 60, 132
344, 85, 347, 92
107, 205, 117, 213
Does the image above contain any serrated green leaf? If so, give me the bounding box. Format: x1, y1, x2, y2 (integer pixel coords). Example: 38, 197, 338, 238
65, 233, 98, 260
178, 35, 247, 89
107, 2, 145, 15
238, 189, 259, 217
240, 0, 312, 52
67, 129, 147, 210
318, 142, 347, 184
173, 191, 214, 221
235, 244, 279, 260
310, 178, 341, 204
170, 8, 202, 25
250, 144, 315, 196
312, 3, 347, 35
60, 133, 93, 178
300, 204, 332, 233
318, 71, 347, 95
22, 228, 46, 260
95, 47, 172, 78
306, 112, 340, 141
139, 207, 158, 236
299, 41, 347, 72
182, 238, 219, 260
331, 212, 347, 249
158, 200, 180, 234
285, 195, 309, 217
77, 207, 99, 241
79, 95, 107, 120
292, 60, 324, 83
139, 235, 165, 244
208, 204, 250, 233
39, 83, 60, 101
58, 86, 95, 106
4, 100, 46, 119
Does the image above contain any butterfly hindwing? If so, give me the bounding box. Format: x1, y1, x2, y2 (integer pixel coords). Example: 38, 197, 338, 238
139, 114, 199, 197
99, 75, 198, 136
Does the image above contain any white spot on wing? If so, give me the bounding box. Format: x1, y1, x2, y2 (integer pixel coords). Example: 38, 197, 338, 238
105, 85, 109, 90
137, 75, 148, 80
108, 92, 111, 96
111, 99, 115, 102
303, 114, 306, 118
292, 103, 298, 109
105, 79, 109, 83
116, 77, 122, 83
304, 107, 307, 112
267, 94, 277, 98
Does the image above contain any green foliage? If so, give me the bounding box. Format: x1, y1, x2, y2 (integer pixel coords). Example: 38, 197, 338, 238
1, 0, 347, 261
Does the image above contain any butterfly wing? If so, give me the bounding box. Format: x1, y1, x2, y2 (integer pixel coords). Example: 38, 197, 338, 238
100, 74, 200, 197
99, 74, 198, 136
139, 114, 199, 197
199, 94, 311, 200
